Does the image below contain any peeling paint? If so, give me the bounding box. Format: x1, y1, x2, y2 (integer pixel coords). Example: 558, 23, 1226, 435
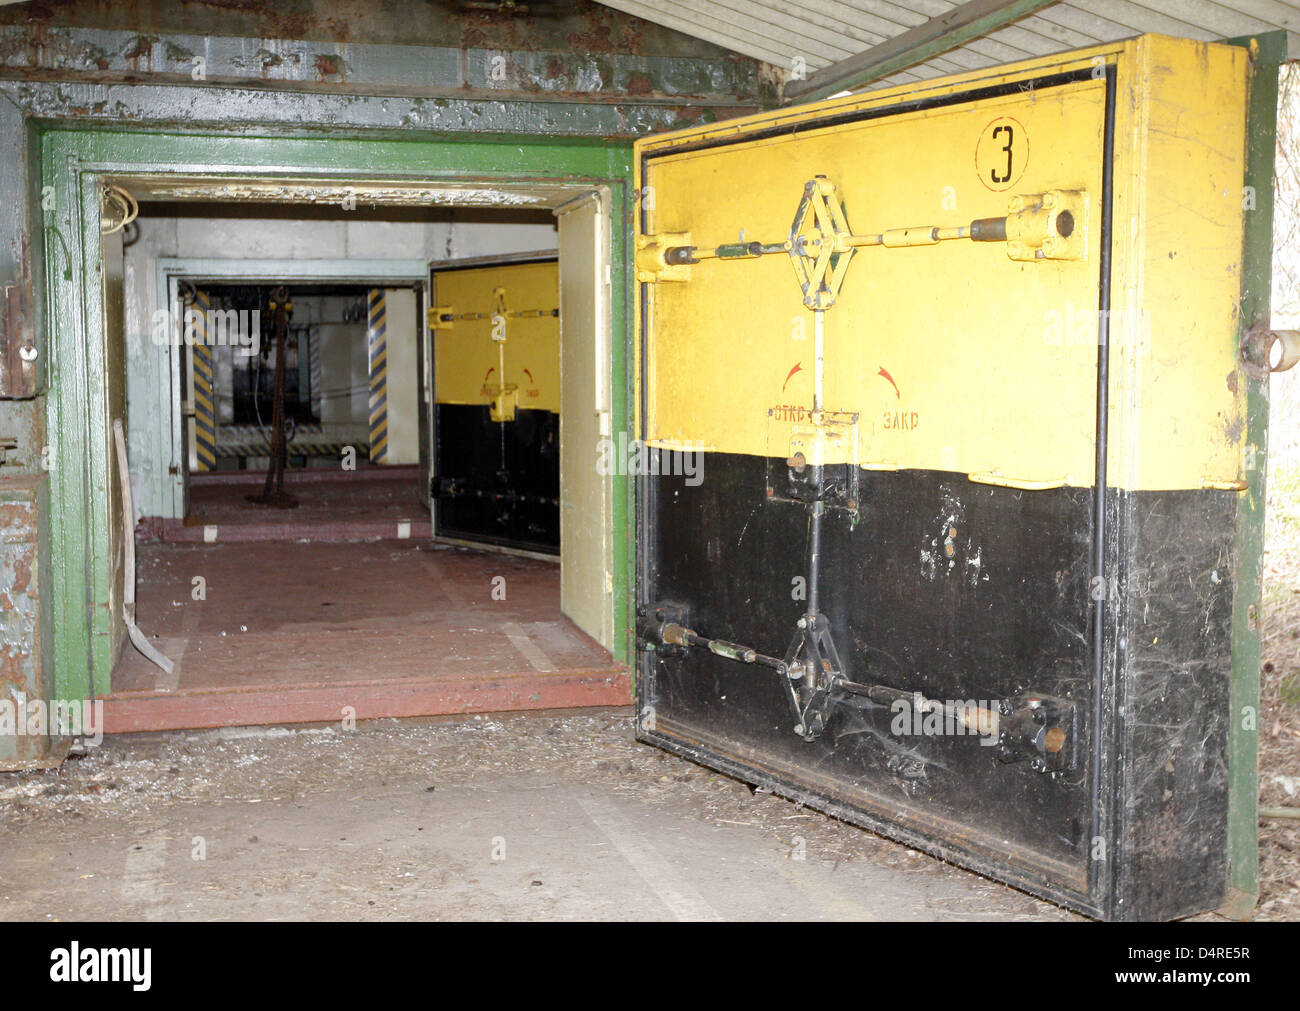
313, 52, 344, 81
0, 475, 48, 766
919, 487, 984, 586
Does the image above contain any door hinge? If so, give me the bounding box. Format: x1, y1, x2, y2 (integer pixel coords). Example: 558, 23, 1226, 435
1242, 323, 1300, 378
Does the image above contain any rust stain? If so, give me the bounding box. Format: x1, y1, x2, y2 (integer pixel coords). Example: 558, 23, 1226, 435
567, 24, 614, 54
0, 495, 36, 685
5, 553, 31, 598
569, 0, 621, 54
325, 17, 353, 42
314, 52, 344, 81
625, 72, 653, 96
1223, 412, 1245, 444
0, 501, 31, 526
617, 18, 644, 53
215, 1, 311, 41
122, 34, 155, 61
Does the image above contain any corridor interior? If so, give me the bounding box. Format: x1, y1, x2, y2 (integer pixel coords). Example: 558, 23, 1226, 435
101, 194, 626, 733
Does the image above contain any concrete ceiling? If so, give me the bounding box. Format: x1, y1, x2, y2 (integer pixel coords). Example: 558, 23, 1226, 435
595, 0, 1298, 93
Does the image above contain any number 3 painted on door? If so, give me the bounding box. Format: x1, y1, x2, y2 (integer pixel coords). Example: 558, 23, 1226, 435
975, 116, 1027, 192
991, 124, 1014, 183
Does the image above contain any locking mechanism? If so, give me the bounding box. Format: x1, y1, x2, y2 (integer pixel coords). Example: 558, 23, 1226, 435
637, 175, 1088, 764
634, 231, 693, 283
427, 285, 558, 424
770, 409, 860, 511
1004, 190, 1089, 262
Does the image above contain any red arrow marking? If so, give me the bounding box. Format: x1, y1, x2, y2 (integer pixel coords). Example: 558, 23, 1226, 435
523, 368, 534, 384
782, 362, 803, 393
483, 367, 495, 384
877, 366, 900, 399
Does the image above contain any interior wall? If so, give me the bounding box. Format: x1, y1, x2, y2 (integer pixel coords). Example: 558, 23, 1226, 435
318, 325, 368, 427
283, 294, 365, 434
381, 288, 420, 466
123, 213, 557, 518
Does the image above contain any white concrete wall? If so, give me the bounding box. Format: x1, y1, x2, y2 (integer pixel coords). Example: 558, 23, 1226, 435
317, 321, 366, 425
381, 288, 420, 465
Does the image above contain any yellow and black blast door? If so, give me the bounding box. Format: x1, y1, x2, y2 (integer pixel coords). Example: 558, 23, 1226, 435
429, 255, 560, 553
634, 35, 1254, 921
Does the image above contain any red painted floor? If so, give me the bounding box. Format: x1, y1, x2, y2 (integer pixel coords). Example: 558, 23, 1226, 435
144, 466, 432, 543
105, 538, 628, 732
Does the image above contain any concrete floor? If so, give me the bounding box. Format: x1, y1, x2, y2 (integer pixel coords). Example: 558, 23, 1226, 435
0, 709, 1080, 921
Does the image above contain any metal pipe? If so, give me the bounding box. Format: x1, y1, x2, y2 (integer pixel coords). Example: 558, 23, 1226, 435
444, 307, 557, 321
807, 500, 823, 619
662, 622, 788, 674
812, 308, 824, 412
662, 213, 1011, 265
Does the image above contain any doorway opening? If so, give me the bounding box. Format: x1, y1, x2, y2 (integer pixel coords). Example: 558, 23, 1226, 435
159, 278, 431, 544
96, 184, 624, 731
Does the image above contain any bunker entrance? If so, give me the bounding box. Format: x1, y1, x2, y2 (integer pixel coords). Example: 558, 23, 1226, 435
100, 185, 625, 731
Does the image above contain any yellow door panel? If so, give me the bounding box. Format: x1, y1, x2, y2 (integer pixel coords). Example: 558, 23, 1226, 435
636, 34, 1249, 493
432, 258, 560, 415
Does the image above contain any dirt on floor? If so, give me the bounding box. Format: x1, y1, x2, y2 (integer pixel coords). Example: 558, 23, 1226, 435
0, 709, 1080, 922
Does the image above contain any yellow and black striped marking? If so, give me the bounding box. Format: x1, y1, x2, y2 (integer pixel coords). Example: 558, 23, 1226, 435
307, 325, 322, 418
191, 289, 217, 472
214, 424, 367, 461
367, 288, 388, 464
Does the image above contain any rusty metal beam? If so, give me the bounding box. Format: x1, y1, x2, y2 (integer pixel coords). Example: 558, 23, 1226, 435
0, 25, 763, 107
0, 77, 723, 136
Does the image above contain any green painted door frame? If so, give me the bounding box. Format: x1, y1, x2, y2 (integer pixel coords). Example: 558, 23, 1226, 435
40, 126, 636, 703
1222, 30, 1286, 917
